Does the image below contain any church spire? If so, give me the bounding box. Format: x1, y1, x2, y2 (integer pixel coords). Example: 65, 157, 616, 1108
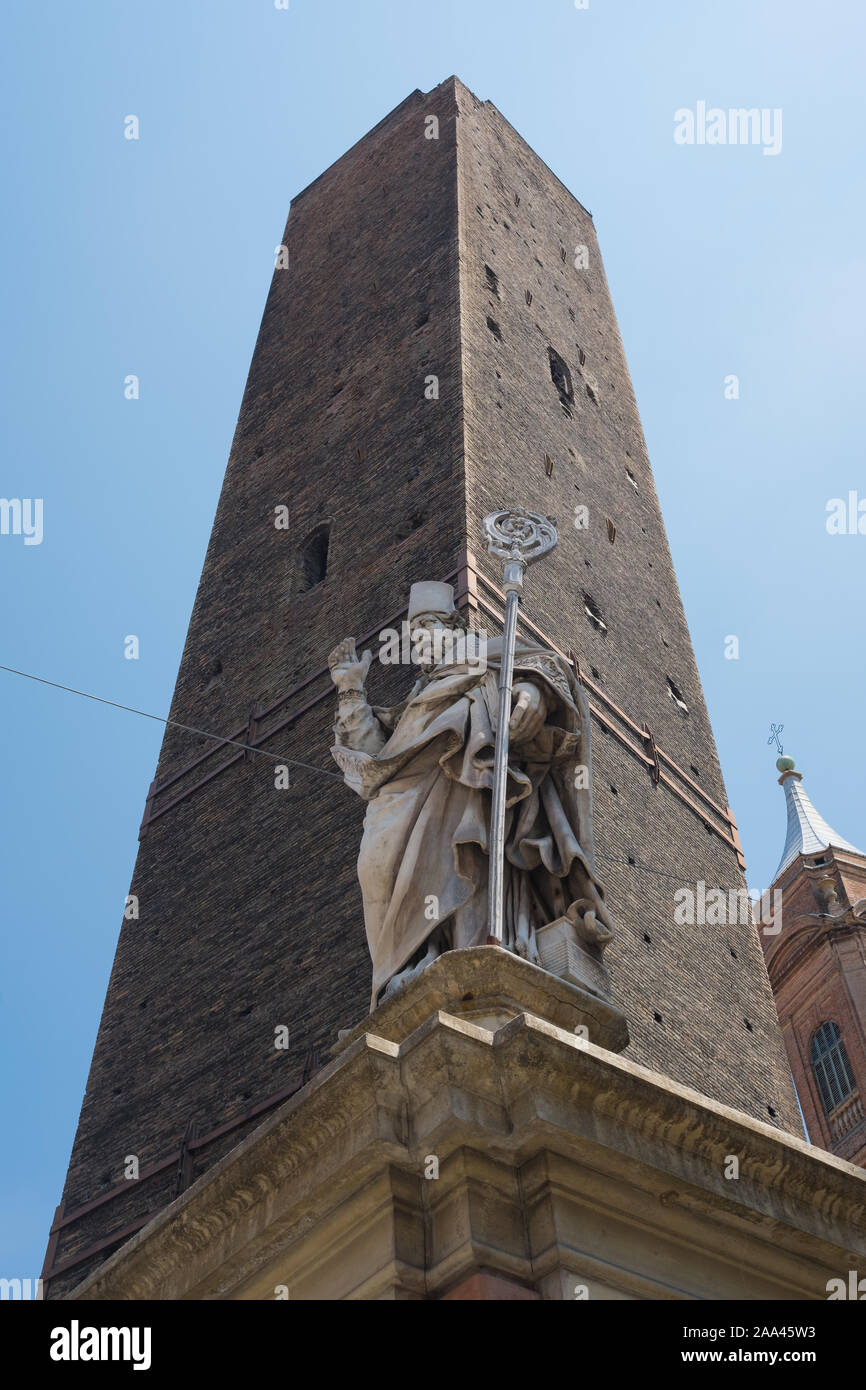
773, 755, 864, 880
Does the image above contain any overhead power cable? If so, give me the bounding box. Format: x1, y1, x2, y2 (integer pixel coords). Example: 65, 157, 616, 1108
0, 662, 344, 782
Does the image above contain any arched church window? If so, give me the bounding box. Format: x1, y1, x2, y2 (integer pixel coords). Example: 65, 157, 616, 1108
810, 1021, 856, 1115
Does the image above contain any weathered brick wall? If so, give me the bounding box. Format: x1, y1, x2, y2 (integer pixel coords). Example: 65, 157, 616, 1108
47, 76, 798, 1296
454, 78, 798, 1129
47, 80, 466, 1296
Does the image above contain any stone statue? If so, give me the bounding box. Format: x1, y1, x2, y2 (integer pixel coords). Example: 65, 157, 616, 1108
329, 580, 613, 1009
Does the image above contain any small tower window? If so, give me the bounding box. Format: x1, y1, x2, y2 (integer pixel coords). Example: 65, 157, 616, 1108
297, 524, 330, 594
811, 1022, 857, 1115
204, 659, 223, 692
548, 348, 574, 410
667, 678, 688, 713
583, 593, 606, 633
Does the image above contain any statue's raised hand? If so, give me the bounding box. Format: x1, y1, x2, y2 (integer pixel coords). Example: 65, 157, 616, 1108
328, 637, 373, 693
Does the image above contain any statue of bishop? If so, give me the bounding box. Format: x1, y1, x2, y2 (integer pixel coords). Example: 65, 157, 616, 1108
329, 580, 613, 1009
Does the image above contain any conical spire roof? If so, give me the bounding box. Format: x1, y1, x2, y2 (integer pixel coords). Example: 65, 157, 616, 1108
773, 756, 864, 880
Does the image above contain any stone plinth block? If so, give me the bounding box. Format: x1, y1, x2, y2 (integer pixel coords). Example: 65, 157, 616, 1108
534, 916, 611, 999
331, 945, 628, 1055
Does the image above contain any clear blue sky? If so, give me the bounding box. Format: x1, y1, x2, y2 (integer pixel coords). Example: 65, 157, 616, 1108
1, 0, 864, 1281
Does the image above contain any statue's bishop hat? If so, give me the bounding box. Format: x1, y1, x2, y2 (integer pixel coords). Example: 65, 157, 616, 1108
407, 581, 457, 622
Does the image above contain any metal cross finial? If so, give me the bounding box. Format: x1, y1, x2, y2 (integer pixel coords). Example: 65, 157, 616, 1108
767, 722, 785, 756
481, 509, 558, 946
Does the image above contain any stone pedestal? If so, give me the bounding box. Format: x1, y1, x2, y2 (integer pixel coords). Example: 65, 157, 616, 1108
65, 949, 866, 1302
332, 945, 628, 1054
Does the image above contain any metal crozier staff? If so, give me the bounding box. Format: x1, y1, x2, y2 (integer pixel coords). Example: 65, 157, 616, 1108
481, 509, 558, 945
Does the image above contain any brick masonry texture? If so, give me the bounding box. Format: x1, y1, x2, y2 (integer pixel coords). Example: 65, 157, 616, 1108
45, 77, 799, 1296
453, 77, 797, 1136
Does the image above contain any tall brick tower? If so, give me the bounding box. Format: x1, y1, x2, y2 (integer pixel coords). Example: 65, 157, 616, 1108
762, 755, 866, 1166
44, 77, 801, 1297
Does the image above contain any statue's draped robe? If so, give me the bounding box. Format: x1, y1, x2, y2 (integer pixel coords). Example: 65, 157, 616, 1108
332, 637, 613, 1009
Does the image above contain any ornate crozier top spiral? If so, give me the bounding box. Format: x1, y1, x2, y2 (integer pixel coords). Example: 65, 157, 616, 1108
481, 509, 558, 566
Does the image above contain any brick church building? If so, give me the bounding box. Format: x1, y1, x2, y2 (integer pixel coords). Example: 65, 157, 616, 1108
762, 756, 866, 1167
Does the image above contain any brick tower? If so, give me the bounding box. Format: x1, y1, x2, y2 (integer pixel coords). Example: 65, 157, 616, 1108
762, 755, 866, 1166
44, 77, 801, 1297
